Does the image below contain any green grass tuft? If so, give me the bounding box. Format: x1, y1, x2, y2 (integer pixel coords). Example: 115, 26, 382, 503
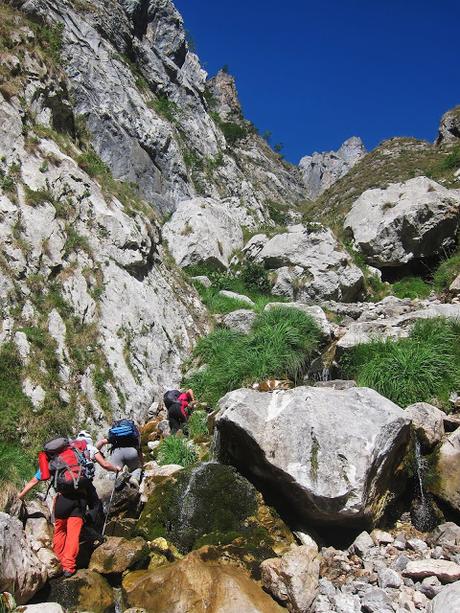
434, 251, 460, 290
341, 318, 460, 408
0, 442, 33, 487
184, 307, 321, 406
187, 410, 209, 440
392, 277, 432, 300
157, 436, 198, 467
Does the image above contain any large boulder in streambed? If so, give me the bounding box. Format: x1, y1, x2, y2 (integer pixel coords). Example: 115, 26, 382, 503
122, 549, 284, 612
215, 386, 411, 528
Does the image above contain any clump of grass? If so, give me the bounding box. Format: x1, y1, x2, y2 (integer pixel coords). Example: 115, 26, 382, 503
24, 185, 54, 206
149, 96, 179, 123
341, 318, 460, 408
77, 150, 108, 177
392, 277, 432, 300
186, 264, 284, 314
187, 410, 209, 440
194, 285, 252, 314
0, 442, 33, 488
0, 343, 34, 442
184, 307, 321, 406
157, 436, 198, 467
434, 251, 460, 290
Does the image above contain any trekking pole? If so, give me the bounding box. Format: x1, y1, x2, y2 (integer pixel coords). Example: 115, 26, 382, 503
101, 471, 118, 537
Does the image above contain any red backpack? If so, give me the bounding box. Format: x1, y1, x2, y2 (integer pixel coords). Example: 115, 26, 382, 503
40, 437, 94, 494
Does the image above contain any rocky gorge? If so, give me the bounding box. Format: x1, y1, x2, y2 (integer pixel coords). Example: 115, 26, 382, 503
1, 0, 460, 612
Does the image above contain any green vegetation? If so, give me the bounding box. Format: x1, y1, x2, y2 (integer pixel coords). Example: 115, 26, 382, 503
156, 436, 198, 467
0, 442, 34, 488
0, 343, 34, 442
37, 22, 64, 65
64, 226, 92, 255
211, 112, 250, 145
434, 251, 460, 290
341, 318, 460, 408
187, 410, 209, 440
186, 263, 284, 314
310, 138, 460, 234
24, 184, 54, 206
149, 96, 180, 123
77, 150, 108, 177
184, 307, 321, 406
392, 277, 432, 300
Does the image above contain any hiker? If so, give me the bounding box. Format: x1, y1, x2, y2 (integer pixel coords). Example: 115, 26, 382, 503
18, 436, 121, 577
96, 419, 143, 485
164, 388, 195, 434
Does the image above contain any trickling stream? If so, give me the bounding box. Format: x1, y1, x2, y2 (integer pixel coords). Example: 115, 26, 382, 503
113, 587, 123, 613
410, 437, 438, 532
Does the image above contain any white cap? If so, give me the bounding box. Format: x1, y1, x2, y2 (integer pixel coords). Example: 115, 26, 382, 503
77, 430, 93, 446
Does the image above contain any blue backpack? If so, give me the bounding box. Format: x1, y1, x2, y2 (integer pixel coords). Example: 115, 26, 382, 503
108, 419, 140, 449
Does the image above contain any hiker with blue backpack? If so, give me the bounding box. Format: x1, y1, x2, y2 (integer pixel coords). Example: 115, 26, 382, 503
18, 435, 121, 577
96, 419, 143, 486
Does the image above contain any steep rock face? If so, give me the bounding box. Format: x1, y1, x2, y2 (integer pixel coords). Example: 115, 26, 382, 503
215, 386, 411, 528
344, 176, 460, 268
436, 106, 460, 145
246, 225, 364, 302
299, 137, 366, 200
17, 0, 306, 219
0, 14, 209, 438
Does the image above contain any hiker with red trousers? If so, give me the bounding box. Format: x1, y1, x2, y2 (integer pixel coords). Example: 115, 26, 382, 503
163, 388, 195, 434
18, 435, 120, 577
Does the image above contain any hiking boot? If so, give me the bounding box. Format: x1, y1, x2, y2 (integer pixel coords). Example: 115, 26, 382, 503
63, 570, 75, 578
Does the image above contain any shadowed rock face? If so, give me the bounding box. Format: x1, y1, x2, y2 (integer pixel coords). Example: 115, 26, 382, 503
215, 386, 411, 529
299, 137, 366, 200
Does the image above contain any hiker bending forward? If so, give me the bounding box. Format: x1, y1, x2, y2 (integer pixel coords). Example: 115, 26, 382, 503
164, 388, 195, 434
18, 437, 120, 577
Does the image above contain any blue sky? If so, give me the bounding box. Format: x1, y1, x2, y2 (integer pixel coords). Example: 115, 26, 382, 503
174, 0, 459, 163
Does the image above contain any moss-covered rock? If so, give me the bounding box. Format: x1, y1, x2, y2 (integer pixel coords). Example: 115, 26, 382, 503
88, 536, 149, 575
136, 462, 258, 552
48, 569, 114, 613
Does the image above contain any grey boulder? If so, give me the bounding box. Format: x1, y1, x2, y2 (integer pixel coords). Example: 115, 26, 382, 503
250, 225, 364, 303
261, 543, 320, 612
163, 197, 243, 269
215, 386, 410, 527
429, 580, 460, 612
344, 177, 460, 267
405, 402, 445, 449
220, 309, 257, 334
